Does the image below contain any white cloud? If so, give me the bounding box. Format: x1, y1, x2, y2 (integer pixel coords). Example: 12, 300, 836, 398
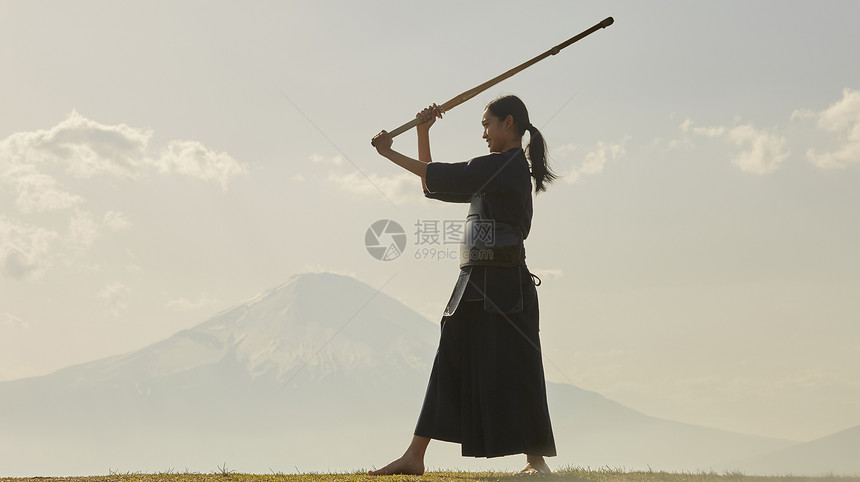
165, 293, 218, 311
154, 140, 246, 190
0, 110, 151, 180
310, 153, 343, 166
680, 118, 726, 138
0, 111, 246, 204
660, 118, 725, 151
552, 143, 581, 158
669, 117, 789, 174
665, 136, 694, 151
1, 312, 30, 329
728, 124, 789, 175
98, 282, 130, 316
816, 88, 860, 131
0, 216, 58, 279
327, 171, 421, 204
0, 112, 246, 280
790, 109, 816, 121
7, 167, 84, 213
103, 211, 132, 231
804, 88, 860, 169
68, 210, 101, 247
557, 137, 629, 184
670, 93, 860, 174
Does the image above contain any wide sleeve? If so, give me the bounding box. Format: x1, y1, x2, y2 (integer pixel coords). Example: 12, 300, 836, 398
424, 151, 525, 199
423, 188, 473, 203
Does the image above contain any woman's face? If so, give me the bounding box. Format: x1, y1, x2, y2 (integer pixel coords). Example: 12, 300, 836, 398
481, 109, 515, 153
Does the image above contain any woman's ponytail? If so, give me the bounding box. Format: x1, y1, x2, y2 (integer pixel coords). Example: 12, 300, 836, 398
525, 124, 556, 193
486, 95, 557, 194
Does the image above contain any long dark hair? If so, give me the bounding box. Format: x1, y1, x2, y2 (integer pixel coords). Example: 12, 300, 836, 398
486, 95, 557, 193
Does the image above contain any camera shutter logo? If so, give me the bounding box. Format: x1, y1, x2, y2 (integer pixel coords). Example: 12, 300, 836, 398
365, 219, 407, 261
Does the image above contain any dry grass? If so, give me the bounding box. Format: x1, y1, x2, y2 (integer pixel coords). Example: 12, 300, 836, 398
3, 467, 858, 482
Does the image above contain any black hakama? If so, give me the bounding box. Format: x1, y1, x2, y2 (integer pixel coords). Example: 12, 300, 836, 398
414, 266, 556, 457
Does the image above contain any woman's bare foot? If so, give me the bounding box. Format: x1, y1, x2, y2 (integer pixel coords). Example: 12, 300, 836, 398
519, 455, 551, 475
368, 435, 430, 476
368, 455, 425, 476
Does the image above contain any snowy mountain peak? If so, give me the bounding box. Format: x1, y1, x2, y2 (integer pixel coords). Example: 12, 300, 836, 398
83, 272, 439, 385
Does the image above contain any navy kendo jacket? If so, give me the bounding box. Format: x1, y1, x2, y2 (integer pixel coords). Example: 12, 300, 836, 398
423, 147, 535, 316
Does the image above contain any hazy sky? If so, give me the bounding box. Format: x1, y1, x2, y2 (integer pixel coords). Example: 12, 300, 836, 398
2, 1, 859, 443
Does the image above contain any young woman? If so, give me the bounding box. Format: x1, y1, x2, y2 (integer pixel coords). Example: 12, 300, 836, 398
370, 95, 557, 475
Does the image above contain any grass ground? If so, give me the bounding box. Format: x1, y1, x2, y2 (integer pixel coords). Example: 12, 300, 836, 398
3, 468, 858, 482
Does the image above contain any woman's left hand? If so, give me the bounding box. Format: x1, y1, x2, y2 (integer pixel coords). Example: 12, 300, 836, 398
416, 103, 443, 132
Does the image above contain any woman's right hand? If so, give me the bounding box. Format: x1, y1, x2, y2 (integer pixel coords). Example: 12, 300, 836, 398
416, 103, 443, 132
371, 130, 393, 154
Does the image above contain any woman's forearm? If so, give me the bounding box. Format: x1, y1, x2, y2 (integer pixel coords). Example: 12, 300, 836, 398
417, 129, 431, 190
417, 129, 431, 164
381, 148, 428, 179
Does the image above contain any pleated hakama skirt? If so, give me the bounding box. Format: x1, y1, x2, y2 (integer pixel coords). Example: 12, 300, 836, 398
414, 280, 557, 458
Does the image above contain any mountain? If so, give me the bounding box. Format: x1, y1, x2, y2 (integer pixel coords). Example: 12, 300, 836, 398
544, 383, 796, 473
0, 273, 438, 475
55, 272, 438, 387
0, 272, 823, 476
731, 425, 860, 476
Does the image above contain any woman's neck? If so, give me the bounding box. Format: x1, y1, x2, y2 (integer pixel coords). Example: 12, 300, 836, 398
498, 140, 522, 152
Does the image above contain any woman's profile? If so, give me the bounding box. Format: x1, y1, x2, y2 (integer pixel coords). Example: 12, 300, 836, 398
370, 94, 557, 475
